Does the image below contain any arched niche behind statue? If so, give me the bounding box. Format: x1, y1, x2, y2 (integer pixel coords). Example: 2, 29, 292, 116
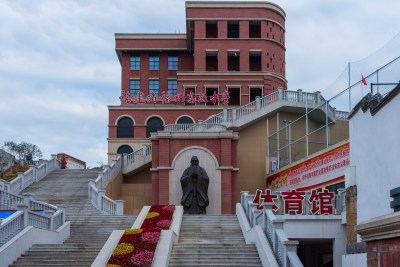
169, 146, 221, 215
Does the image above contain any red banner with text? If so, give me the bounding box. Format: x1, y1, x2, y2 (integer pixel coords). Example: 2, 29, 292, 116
266, 143, 349, 191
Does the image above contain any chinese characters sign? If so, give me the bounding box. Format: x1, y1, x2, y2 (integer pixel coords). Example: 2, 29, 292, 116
266, 143, 349, 191
119, 90, 230, 105
253, 189, 335, 215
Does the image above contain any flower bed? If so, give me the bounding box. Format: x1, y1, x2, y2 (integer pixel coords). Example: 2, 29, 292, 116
106, 205, 175, 267
141, 205, 175, 230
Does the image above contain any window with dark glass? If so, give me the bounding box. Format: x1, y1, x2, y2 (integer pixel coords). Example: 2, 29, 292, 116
250, 88, 262, 102
227, 21, 239, 38
130, 54, 140, 69
228, 51, 240, 72
326, 182, 345, 194
249, 21, 261, 38
168, 54, 178, 70
249, 51, 262, 71
184, 88, 195, 106
149, 54, 159, 69
177, 116, 194, 124
149, 79, 159, 96
206, 88, 218, 105
130, 80, 140, 96
117, 145, 133, 154
117, 117, 134, 138
228, 88, 240, 106
206, 51, 218, 71
206, 21, 218, 38
168, 80, 178, 96
146, 117, 163, 138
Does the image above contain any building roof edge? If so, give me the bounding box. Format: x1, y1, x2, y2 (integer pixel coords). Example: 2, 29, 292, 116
185, 1, 286, 18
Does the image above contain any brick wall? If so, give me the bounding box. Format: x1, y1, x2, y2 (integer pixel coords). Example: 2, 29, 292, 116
366, 237, 400, 266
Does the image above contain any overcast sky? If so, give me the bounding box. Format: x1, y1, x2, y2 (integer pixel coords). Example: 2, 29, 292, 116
0, 0, 399, 168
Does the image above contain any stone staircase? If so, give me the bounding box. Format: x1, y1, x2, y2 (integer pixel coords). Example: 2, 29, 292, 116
10, 169, 137, 266
169, 215, 262, 266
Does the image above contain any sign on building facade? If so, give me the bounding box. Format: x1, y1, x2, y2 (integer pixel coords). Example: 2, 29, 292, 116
266, 143, 350, 191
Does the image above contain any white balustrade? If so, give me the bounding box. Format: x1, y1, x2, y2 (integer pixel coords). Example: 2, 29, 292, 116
0, 155, 61, 195
0, 190, 66, 247
203, 89, 348, 126
0, 210, 24, 246
87, 156, 125, 215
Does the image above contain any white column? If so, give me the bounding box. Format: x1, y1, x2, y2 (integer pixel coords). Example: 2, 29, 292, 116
116, 200, 125, 215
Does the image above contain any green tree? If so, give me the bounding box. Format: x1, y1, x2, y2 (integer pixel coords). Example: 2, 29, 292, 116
3, 141, 17, 174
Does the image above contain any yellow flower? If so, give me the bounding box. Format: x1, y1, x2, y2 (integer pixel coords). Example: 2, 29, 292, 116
124, 229, 143, 235
145, 212, 160, 219
112, 243, 134, 256
106, 265, 121, 267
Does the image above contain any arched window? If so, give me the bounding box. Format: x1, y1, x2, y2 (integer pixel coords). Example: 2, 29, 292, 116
177, 116, 194, 124
117, 117, 134, 138
146, 117, 164, 138
117, 145, 133, 154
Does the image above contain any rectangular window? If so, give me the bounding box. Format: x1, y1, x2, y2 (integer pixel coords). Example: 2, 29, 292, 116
206, 88, 218, 105
228, 88, 240, 106
168, 54, 178, 70
185, 88, 195, 105
130, 80, 140, 96
249, 21, 261, 38
149, 54, 159, 69
130, 54, 140, 69
149, 79, 159, 95
206, 51, 218, 71
249, 52, 262, 71
250, 88, 262, 102
228, 51, 240, 72
227, 21, 239, 38
206, 21, 218, 38
168, 80, 178, 96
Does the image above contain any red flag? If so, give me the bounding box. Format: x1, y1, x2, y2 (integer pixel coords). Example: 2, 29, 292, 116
362, 75, 367, 85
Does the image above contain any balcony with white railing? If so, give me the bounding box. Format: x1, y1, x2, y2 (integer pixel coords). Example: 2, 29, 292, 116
240, 190, 347, 267
164, 123, 227, 132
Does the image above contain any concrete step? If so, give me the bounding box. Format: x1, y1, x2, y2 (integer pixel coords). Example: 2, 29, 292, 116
12, 169, 137, 267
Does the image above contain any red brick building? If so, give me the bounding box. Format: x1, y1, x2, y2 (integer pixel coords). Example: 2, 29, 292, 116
108, 1, 287, 160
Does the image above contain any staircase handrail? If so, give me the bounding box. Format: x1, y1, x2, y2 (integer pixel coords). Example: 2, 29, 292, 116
0, 189, 58, 212
0, 192, 66, 247
203, 88, 349, 125
241, 191, 304, 267
87, 154, 124, 215
88, 181, 124, 215
123, 143, 152, 168
94, 154, 123, 190
0, 154, 61, 194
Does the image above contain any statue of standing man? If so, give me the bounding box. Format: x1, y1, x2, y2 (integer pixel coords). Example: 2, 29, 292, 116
180, 156, 209, 214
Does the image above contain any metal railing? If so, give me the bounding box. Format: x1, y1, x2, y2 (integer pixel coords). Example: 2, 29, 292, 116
0, 155, 61, 194
0, 189, 66, 247
88, 154, 124, 215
